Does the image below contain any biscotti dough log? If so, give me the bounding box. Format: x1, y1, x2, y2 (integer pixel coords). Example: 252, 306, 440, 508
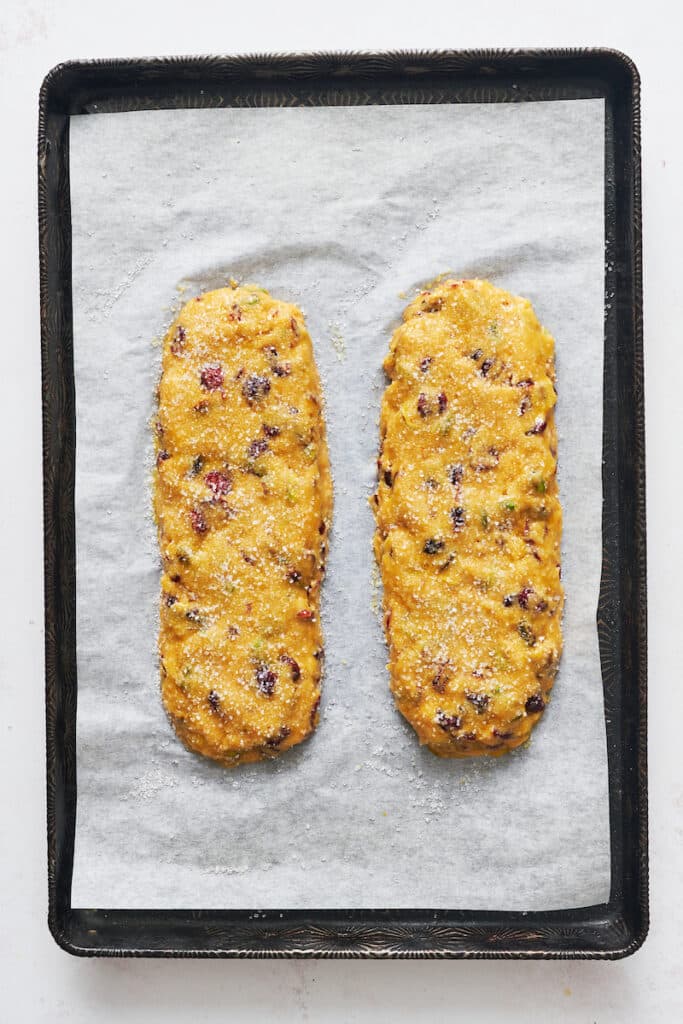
154, 285, 332, 766
373, 279, 563, 757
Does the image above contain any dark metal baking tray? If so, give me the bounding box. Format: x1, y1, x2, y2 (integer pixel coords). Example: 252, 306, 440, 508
39, 49, 646, 959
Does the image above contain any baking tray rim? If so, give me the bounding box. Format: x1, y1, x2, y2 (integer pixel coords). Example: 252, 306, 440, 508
38, 47, 647, 959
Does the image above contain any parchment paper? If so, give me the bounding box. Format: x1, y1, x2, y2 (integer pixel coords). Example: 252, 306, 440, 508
69, 99, 609, 910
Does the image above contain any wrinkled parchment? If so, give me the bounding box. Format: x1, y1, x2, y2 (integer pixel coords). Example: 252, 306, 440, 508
69, 99, 609, 909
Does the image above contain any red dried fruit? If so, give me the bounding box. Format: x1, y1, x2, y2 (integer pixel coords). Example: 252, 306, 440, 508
190, 508, 208, 534
465, 691, 490, 712
419, 356, 433, 372
525, 693, 546, 713
449, 464, 464, 487
536, 599, 549, 613
436, 710, 462, 732
297, 609, 314, 620
247, 438, 269, 459
516, 378, 535, 388
205, 471, 232, 497
480, 358, 494, 377
417, 393, 430, 417
200, 364, 224, 391
156, 449, 170, 466
519, 395, 531, 416
255, 663, 277, 696
517, 586, 534, 609
437, 391, 448, 414
450, 507, 466, 531
263, 423, 281, 437
431, 663, 451, 693
229, 303, 242, 321
170, 325, 185, 355
273, 363, 291, 377
525, 417, 547, 436
242, 374, 271, 403
279, 654, 301, 682
423, 538, 445, 555
265, 726, 291, 748
208, 690, 221, 712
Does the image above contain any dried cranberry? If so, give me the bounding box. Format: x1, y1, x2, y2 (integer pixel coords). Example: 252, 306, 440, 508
263, 423, 281, 437
450, 507, 466, 531
480, 358, 494, 377
207, 690, 221, 711
516, 378, 534, 388
536, 599, 549, 613
449, 464, 464, 487
383, 469, 393, 487
248, 438, 269, 459
229, 303, 242, 321
170, 325, 185, 355
265, 726, 291, 748
437, 391, 448, 414
242, 374, 271, 403
297, 609, 314, 620
436, 710, 462, 732
190, 508, 208, 534
517, 587, 534, 609
272, 363, 291, 377
419, 356, 433, 372
205, 471, 232, 497
525, 417, 547, 436
465, 691, 490, 712
525, 693, 546, 714
156, 449, 170, 466
255, 664, 277, 696
423, 538, 445, 555
431, 664, 451, 693
417, 393, 430, 417
279, 654, 301, 682
200, 364, 224, 391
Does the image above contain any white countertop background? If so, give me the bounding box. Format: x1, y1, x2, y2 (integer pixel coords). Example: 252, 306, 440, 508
1, 0, 680, 1020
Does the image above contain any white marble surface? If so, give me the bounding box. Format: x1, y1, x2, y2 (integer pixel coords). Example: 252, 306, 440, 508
1, 0, 680, 1020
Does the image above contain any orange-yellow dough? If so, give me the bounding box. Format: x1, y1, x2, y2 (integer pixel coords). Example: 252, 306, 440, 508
154, 285, 332, 766
373, 279, 563, 757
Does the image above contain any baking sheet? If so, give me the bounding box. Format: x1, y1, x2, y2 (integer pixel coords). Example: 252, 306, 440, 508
69, 99, 609, 910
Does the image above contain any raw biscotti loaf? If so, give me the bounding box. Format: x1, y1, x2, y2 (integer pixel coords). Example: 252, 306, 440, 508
154, 285, 332, 766
373, 279, 563, 757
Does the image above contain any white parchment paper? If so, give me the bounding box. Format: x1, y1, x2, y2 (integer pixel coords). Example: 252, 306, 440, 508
69, 100, 609, 910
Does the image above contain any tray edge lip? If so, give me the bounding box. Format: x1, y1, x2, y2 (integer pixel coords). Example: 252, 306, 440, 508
38, 45, 647, 961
